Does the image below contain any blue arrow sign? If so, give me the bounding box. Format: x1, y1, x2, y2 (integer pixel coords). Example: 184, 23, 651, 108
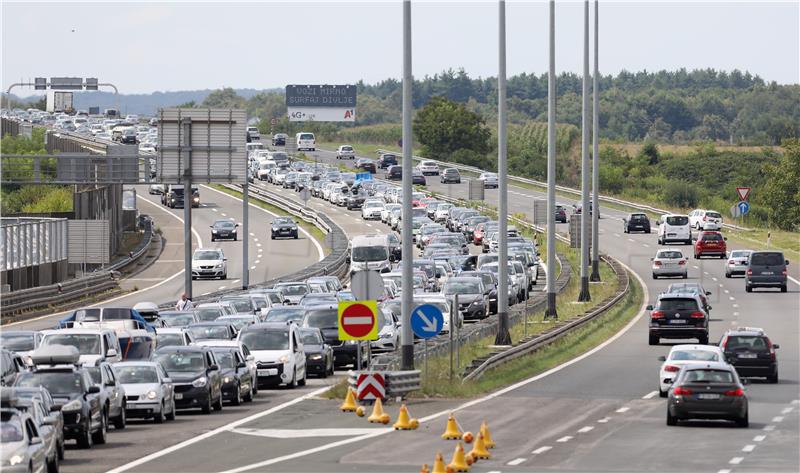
737, 200, 750, 216
411, 304, 444, 339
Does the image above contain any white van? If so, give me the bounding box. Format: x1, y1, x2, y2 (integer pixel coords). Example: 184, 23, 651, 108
350, 234, 392, 274
657, 214, 692, 245
295, 132, 316, 151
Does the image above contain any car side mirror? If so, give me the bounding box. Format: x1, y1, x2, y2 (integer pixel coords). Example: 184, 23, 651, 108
705, 291, 711, 296
106, 348, 118, 358
50, 405, 62, 412
723, 237, 727, 241
223, 258, 228, 262
88, 385, 101, 394
658, 355, 666, 362
650, 258, 654, 261
208, 364, 219, 371
246, 355, 255, 361
237, 361, 247, 368
772, 343, 780, 349
163, 378, 172, 384
646, 304, 654, 311
785, 260, 790, 266
236, 223, 240, 227
43, 415, 57, 426
30, 436, 43, 445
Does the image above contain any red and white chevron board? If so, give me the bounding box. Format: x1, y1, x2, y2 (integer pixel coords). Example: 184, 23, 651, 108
356, 373, 385, 401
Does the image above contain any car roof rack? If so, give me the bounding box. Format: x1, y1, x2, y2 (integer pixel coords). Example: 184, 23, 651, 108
733, 326, 765, 334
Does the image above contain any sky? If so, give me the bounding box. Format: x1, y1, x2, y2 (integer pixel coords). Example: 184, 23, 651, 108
2, 1, 798, 95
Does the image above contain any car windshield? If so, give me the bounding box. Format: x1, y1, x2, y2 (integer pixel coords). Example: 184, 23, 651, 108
194, 251, 222, 261
657, 298, 699, 311
278, 285, 308, 296
187, 326, 230, 340
214, 221, 235, 229
670, 350, 719, 361
444, 281, 481, 294
240, 331, 289, 351
213, 351, 237, 369
116, 366, 159, 383
341, 146, 353, 151
658, 251, 683, 259
42, 334, 101, 354
725, 336, 769, 352
156, 334, 184, 347
265, 307, 305, 322
683, 369, 734, 383
195, 308, 222, 321
701, 233, 723, 241
0, 420, 24, 442
16, 372, 83, 395
630, 214, 647, 221
222, 299, 252, 313
220, 317, 253, 330
749, 253, 784, 266
666, 216, 689, 226
161, 314, 195, 327
299, 134, 314, 140
304, 309, 338, 329
730, 251, 750, 258
86, 367, 103, 385
301, 331, 323, 345
352, 246, 388, 262
0, 333, 35, 351
707, 212, 722, 219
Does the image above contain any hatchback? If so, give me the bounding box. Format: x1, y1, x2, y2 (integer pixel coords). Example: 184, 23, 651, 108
694, 231, 727, 259
719, 327, 779, 383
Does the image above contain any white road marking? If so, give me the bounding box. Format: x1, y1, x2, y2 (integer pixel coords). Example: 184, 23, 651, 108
212, 208, 217, 212
712, 277, 718, 281
772, 416, 784, 422
793, 400, 800, 404
763, 425, 776, 431
753, 435, 766, 442
615, 407, 630, 413
366, 223, 373, 227
201, 292, 211, 296
254, 260, 260, 264
577, 426, 594, 434
704, 271, 709, 275
556, 436, 573, 443
628, 238, 635, 242
724, 289, 730, 294
692, 265, 699, 269
232, 279, 240, 284
221, 213, 227, 217
249, 232, 255, 236
613, 233, 620, 237
230, 428, 388, 438
218, 285, 226, 290
729, 457, 743, 465
781, 407, 793, 414
729, 296, 735, 301
597, 417, 610, 423
732, 303, 739, 308
507, 458, 527, 466
253, 238, 259, 242
742, 444, 755, 453
718, 470, 731, 473
733, 312, 740, 316
642, 243, 650, 248
250, 266, 256, 270
532, 446, 552, 454
642, 391, 659, 399
256, 243, 262, 247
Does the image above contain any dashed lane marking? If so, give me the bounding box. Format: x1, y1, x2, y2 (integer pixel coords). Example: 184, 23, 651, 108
201, 292, 211, 296
742, 445, 755, 453
613, 233, 620, 237
597, 417, 610, 423
718, 470, 731, 473
250, 266, 256, 270
628, 238, 635, 242
753, 435, 766, 442
781, 407, 793, 414
507, 458, 527, 466
532, 446, 552, 455
712, 277, 718, 281
218, 285, 226, 290
212, 208, 217, 212
642, 391, 658, 399
249, 232, 255, 236
642, 243, 650, 248
692, 265, 699, 269
221, 213, 227, 217
556, 436, 572, 443
763, 425, 776, 431
577, 426, 594, 434
615, 407, 630, 413
724, 289, 730, 294
729, 457, 743, 465
772, 416, 784, 422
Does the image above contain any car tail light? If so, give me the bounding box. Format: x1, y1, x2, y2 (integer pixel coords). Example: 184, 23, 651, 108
720, 336, 728, 350
651, 310, 665, 319
673, 387, 692, 396
678, 260, 686, 265
664, 365, 680, 372
767, 338, 776, 361
690, 311, 706, 319
654, 261, 662, 266
703, 215, 708, 221
724, 388, 744, 397
747, 269, 753, 276
782, 268, 788, 276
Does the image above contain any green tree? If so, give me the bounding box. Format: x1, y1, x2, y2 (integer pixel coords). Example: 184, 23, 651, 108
412, 96, 491, 161
201, 88, 246, 108
762, 140, 800, 230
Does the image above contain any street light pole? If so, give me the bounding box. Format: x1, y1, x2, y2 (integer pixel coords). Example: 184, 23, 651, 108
545, 0, 558, 319
495, 0, 511, 346
400, 0, 415, 371
590, 0, 602, 282
578, 0, 592, 302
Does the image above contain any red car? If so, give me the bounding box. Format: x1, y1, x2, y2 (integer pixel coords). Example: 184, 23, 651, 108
694, 231, 727, 259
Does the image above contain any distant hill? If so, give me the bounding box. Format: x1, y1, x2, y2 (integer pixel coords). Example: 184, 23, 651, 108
11, 88, 282, 116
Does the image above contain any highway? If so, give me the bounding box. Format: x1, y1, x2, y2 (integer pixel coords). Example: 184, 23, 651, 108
103, 149, 799, 473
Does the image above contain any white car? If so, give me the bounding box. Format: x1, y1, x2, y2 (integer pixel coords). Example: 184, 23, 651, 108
361, 200, 385, 220
434, 203, 454, 222
371, 308, 400, 352
477, 172, 498, 189
39, 328, 122, 366
725, 249, 753, 278
651, 248, 688, 279
381, 203, 401, 223
336, 145, 355, 160
237, 322, 307, 388
191, 248, 227, 280
688, 209, 723, 231
657, 214, 692, 245
417, 160, 440, 176
657, 344, 726, 397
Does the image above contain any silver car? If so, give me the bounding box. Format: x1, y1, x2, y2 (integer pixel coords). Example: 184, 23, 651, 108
0, 407, 47, 473
115, 361, 176, 423
652, 249, 688, 279
725, 249, 752, 278
477, 172, 498, 189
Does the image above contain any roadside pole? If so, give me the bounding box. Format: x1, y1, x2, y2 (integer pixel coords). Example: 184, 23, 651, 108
590, 0, 602, 282
578, 0, 592, 302
242, 182, 249, 289
449, 308, 454, 381
545, 0, 558, 319
495, 0, 511, 346
182, 117, 193, 299
400, 0, 415, 371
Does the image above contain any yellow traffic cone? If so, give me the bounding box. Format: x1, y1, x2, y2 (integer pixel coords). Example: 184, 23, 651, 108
431, 452, 448, 473
367, 397, 387, 423
480, 421, 496, 449
469, 432, 491, 460
447, 442, 470, 472
339, 387, 357, 412
420, 463, 430, 473
393, 403, 413, 430
441, 413, 463, 440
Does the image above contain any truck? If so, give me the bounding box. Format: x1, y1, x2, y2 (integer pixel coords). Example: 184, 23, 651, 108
46, 90, 74, 113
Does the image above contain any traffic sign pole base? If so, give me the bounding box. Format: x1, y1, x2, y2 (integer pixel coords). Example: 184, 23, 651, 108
493, 313, 512, 346
590, 260, 601, 282
544, 292, 558, 320
578, 277, 591, 302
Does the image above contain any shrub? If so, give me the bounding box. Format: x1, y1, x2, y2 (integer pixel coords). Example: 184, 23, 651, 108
662, 181, 699, 208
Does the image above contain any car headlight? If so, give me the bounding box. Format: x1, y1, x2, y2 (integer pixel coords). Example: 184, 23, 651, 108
291, 225, 298, 230
9, 454, 24, 466
212, 230, 218, 233
223, 376, 232, 384
214, 263, 223, 269
346, 340, 358, 345
192, 376, 208, 388
146, 390, 158, 400
278, 355, 290, 364
380, 332, 392, 339
62, 399, 82, 411
309, 354, 323, 360
471, 300, 482, 306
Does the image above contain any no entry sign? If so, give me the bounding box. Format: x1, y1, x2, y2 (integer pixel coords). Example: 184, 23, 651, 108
338, 301, 379, 341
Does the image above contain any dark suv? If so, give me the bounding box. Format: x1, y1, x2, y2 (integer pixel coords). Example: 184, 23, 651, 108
378, 153, 398, 169
647, 293, 709, 345
387, 165, 402, 180
745, 251, 789, 293
719, 327, 779, 383
153, 346, 223, 414
623, 213, 651, 233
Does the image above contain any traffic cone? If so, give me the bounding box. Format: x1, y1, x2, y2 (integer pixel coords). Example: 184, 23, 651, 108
420, 464, 430, 473
469, 432, 491, 460
340, 387, 357, 412
447, 442, 470, 472
480, 421, 496, 449
441, 413, 462, 440
368, 397, 387, 423
431, 452, 447, 473
393, 403, 413, 430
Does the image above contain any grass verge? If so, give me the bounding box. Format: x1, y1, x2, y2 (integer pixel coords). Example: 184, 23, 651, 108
209, 184, 330, 255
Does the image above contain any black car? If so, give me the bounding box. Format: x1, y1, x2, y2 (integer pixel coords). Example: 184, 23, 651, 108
745, 251, 789, 293
356, 160, 377, 174
378, 153, 398, 168
440, 168, 461, 184
299, 328, 334, 378
412, 169, 427, 185
443, 277, 488, 320
555, 205, 568, 223
624, 213, 651, 233
666, 362, 748, 427
301, 305, 367, 369
647, 293, 709, 345
120, 129, 137, 144
272, 134, 287, 146
271, 217, 299, 239
459, 271, 499, 314
153, 346, 223, 414
209, 348, 254, 405
719, 327, 779, 383
211, 219, 239, 241
387, 165, 403, 180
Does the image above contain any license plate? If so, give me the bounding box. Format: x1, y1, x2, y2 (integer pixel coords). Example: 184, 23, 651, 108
174, 393, 183, 400
762, 272, 774, 275
698, 393, 720, 400
739, 353, 757, 359
257, 369, 277, 376
669, 319, 687, 324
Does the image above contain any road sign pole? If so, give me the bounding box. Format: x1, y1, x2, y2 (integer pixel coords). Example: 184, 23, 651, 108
454, 293, 460, 373
590, 0, 601, 283
356, 341, 361, 372
449, 308, 454, 381
424, 338, 428, 383
182, 117, 193, 300
545, 0, 558, 319
495, 0, 511, 346
400, 0, 415, 371
242, 182, 249, 290
578, 0, 591, 303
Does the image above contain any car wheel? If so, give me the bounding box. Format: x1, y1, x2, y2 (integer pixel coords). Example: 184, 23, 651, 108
767, 372, 779, 384
666, 409, 678, 426
213, 391, 223, 411
154, 402, 165, 424
166, 399, 176, 420
92, 410, 107, 445
211, 236, 215, 242
57, 439, 64, 460
781, 285, 787, 293
113, 404, 126, 429
648, 334, 659, 346
298, 371, 307, 386
77, 419, 92, 449
201, 395, 212, 414
232, 383, 242, 406
243, 383, 254, 402
698, 334, 709, 345
288, 370, 298, 389
735, 410, 749, 428
659, 388, 667, 398
652, 274, 658, 279
221, 272, 227, 280
191, 276, 197, 280
271, 235, 275, 240
47, 449, 59, 473
682, 273, 687, 279
234, 235, 238, 241
725, 272, 731, 278
294, 232, 298, 239
745, 284, 753, 293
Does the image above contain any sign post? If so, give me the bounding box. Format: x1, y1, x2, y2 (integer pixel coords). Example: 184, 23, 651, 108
338, 300, 379, 372
411, 304, 445, 382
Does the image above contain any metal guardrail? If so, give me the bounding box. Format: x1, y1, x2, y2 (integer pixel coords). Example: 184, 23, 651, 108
375, 148, 751, 232
462, 255, 630, 381
347, 370, 422, 400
